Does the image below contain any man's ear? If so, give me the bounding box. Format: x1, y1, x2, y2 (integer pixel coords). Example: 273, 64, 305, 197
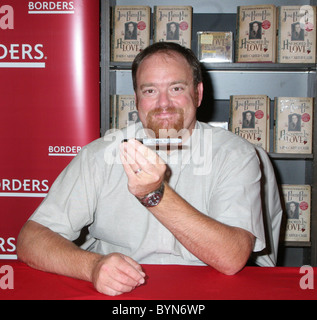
134, 92, 138, 110
196, 82, 204, 108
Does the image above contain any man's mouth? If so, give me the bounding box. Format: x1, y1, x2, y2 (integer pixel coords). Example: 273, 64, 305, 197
154, 111, 178, 119
151, 107, 180, 118
146, 107, 185, 138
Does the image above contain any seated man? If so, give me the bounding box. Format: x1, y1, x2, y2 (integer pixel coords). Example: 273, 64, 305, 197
17, 42, 265, 296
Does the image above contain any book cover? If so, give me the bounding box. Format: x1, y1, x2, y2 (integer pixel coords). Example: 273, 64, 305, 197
111, 6, 151, 62
153, 6, 192, 48
274, 97, 313, 154
277, 5, 316, 63
281, 184, 311, 242
236, 4, 277, 63
229, 95, 270, 151
111, 95, 139, 130
197, 31, 233, 63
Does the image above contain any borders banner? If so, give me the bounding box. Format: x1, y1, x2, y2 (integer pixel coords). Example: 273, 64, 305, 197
0, 0, 100, 259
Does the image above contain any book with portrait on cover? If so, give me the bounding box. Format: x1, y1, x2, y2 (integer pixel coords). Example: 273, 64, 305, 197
281, 184, 311, 242
277, 5, 316, 63
235, 4, 277, 63
229, 95, 270, 152
274, 97, 313, 154
111, 95, 139, 130
197, 31, 233, 63
111, 6, 151, 62
153, 6, 192, 48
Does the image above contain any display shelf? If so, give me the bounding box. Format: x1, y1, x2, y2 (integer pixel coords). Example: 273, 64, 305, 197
100, 0, 317, 267
284, 241, 311, 247
269, 153, 314, 160
110, 62, 317, 72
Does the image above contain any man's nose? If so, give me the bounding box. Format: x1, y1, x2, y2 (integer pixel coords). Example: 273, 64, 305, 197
158, 91, 170, 109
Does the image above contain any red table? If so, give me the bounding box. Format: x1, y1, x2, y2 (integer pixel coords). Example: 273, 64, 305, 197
0, 261, 316, 300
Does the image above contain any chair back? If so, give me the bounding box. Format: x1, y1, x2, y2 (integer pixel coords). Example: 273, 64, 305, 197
251, 146, 283, 267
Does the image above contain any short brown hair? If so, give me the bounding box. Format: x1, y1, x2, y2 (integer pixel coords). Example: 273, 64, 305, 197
132, 42, 203, 91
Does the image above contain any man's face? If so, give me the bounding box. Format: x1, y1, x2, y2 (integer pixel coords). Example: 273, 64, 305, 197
170, 23, 176, 33
290, 203, 296, 212
134, 52, 203, 138
128, 23, 134, 32
131, 112, 138, 121
295, 24, 301, 33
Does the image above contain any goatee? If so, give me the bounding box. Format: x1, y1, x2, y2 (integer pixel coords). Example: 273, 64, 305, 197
145, 107, 184, 139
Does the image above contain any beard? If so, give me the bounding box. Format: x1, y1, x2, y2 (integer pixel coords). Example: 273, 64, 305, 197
145, 106, 185, 139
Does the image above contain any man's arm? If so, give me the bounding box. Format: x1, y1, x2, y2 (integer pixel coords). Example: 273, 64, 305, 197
17, 220, 146, 296
149, 184, 255, 275
120, 139, 255, 275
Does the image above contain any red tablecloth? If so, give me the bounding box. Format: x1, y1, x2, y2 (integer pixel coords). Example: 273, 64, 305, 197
0, 261, 316, 300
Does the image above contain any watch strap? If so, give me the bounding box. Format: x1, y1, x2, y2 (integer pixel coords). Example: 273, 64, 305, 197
137, 182, 165, 207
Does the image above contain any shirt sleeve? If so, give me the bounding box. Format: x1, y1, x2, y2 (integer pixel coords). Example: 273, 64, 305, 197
29, 146, 99, 241
210, 142, 266, 252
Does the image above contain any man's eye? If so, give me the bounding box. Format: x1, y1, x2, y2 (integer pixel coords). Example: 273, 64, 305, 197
172, 86, 184, 93
143, 89, 155, 94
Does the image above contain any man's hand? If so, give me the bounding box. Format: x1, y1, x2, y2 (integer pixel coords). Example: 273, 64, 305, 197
91, 253, 146, 296
120, 139, 166, 198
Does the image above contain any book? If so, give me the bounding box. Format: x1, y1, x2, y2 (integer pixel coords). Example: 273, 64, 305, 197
277, 6, 316, 64
197, 31, 233, 63
229, 95, 270, 152
235, 4, 277, 63
281, 184, 311, 242
111, 95, 139, 130
111, 6, 151, 62
153, 6, 192, 48
274, 97, 313, 154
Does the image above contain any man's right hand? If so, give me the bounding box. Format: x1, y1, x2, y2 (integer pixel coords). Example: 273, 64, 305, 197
17, 221, 146, 297
91, 253, 146, 296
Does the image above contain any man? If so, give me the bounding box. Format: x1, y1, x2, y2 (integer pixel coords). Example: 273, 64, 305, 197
249, 22, 261, 39
287, 202, 299, 219
292, 22, 304, 41
166, 22, 179, 40
17, 42, 265, 296
243, 111, 255, 129
289, 114, 301, 131
125, 22, 137, 40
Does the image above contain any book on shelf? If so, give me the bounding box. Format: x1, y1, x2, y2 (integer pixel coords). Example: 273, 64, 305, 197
229, 95, 270, 152
111, 95, 139, 130
197, 31, 233, 63
153, 6, 192, 49
277, 5, 316, 64
235, 4, 277, 63
274, 97, 313, 154
111, 6, 151, 62
281, 184, 311, 242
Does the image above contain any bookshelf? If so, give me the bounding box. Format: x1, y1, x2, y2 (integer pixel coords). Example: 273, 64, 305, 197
100, 0, 317, 266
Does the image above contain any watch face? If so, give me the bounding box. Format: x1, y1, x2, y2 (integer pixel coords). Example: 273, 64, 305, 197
139, 182, 165, 207
146, 194, 162, 207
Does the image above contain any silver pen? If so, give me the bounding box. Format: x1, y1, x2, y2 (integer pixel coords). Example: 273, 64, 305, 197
122, 138, 182, 146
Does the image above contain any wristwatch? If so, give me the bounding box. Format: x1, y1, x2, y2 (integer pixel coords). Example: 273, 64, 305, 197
137, 182, 165, 207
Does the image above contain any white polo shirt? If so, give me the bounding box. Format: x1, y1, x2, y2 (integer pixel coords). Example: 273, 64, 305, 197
30, 121, 265, 265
